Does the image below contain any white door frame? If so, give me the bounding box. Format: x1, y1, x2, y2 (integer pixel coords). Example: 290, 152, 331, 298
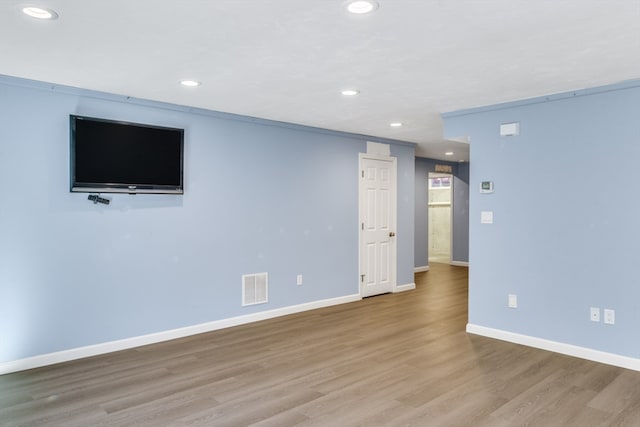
427, 172, 453, 264
358, 153, 398, 297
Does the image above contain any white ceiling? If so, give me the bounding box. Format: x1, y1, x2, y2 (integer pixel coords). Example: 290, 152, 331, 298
2, 0, 639, 161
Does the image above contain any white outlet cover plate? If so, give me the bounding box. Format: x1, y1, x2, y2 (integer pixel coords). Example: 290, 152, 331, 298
590, 307, 600, 322
508, 294, 517, 308
604, 309, 615, 325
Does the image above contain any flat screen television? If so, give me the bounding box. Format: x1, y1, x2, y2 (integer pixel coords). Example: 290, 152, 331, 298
70, 115, 184, 194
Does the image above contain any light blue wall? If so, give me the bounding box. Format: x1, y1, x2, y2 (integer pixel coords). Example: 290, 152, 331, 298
452, 162, 469, 263
414, 159, 430, 268
394, 144, 417, 287
0, 75, 415, 363
444, 81, 640, 358
414, 157, 469, 268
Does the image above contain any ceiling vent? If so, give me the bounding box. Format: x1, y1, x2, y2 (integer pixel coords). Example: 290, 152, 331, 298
242, 272, 268, 306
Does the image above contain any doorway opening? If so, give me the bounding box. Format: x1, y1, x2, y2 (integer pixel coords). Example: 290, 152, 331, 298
428, 173, 452, 264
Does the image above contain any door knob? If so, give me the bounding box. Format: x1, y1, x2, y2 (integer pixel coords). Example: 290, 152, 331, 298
389, 232, 396, 237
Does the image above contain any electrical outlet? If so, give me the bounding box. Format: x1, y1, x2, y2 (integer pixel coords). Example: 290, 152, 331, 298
590, 307, 600, 322
604, 309, 615, 325
508, 294, 517, 308
296, 274, 303, 286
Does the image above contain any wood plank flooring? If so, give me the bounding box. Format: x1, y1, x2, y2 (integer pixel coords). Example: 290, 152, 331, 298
2, 263, 640, 426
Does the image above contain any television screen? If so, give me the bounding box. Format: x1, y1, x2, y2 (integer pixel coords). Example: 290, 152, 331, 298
70, 115, 184, 194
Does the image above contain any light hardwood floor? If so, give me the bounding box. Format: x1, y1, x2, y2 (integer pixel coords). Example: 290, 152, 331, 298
2, 263, 640, 426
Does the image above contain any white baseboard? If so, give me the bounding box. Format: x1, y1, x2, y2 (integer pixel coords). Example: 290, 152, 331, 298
414, 266, 430, 273
0, 293, 361, 375
466, 323, 640, 372
394, 282, 416, 293
450, 261, 469, 267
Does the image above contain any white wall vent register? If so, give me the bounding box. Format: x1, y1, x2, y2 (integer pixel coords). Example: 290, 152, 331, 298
242, 272, 268, 306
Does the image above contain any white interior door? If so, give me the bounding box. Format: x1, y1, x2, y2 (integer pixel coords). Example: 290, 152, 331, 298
359, 155, 397, 297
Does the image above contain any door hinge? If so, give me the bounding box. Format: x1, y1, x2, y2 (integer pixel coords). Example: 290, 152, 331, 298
361, 274, 365, 283
361, 170, 364, 178
361, 222, 364, 230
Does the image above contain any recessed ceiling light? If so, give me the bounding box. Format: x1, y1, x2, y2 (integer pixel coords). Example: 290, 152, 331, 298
22, 6, 58, 20
445, 152, 454, 156
346, 1, 379, 14
180, 80, 201, 87
341, 89, 360, 96
389, 122, 403, 127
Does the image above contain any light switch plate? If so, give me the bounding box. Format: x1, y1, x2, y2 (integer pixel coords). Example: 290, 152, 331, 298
481, 211, 494, 224
508, 294, 517, 308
